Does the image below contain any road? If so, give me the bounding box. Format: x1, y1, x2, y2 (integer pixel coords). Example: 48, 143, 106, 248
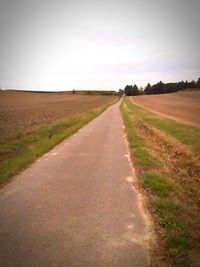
0, 100, 152, 267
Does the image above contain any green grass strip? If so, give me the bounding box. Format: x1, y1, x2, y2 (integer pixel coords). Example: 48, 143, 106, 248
120, 102, 154, 170
143, 171, 177, 197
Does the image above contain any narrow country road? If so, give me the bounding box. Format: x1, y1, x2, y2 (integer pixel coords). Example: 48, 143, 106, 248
0, 100, 152, 267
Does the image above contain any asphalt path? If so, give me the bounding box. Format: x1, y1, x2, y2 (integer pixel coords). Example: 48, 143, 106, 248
0, 100, 151, 267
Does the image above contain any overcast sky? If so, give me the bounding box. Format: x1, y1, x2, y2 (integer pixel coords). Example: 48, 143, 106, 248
0, 0, 200, 90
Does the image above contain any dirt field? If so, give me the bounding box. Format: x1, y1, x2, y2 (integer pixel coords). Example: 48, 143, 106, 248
0, 90, 117, 141
132, 90, 200, 125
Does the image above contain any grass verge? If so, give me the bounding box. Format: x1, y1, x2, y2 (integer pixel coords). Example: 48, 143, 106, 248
120, 98, 200, 267
0, 100, 117, 185
126, 99, 200, 155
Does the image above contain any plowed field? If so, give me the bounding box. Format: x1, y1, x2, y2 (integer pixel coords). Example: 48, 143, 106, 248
0, 90, 116, 140
132, 90, 200, 125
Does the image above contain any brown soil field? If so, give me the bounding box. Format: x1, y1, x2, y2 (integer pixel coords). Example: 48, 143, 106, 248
132, 90, 200, 125
0, 90, 117, 141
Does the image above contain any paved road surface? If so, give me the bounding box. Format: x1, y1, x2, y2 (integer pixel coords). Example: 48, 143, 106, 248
0, 100, 151, 267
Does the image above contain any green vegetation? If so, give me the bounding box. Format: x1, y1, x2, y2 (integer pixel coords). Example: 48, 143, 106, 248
166, 235, 190, 261
151, 199, 183, 230
124, 84, 140, 96
0, 102, 115, 185
143, 172, 177, 198
124, 77, 200, 95
120, 107, 143, 148
73, 89, 118, 95
134, 148, 151, 168
120, 98, 200, 266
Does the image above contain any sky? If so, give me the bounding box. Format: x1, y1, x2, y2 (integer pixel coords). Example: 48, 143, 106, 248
0, 0, 200, 91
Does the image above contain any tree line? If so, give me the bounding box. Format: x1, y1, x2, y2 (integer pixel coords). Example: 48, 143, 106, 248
124, 78, 200, 96
124, 84, 140, 96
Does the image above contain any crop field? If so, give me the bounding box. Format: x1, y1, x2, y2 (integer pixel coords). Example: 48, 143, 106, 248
132, 90, 200, 125
0, 90, 117, 184
0, 90, 117, 141
121, 97, 200, 266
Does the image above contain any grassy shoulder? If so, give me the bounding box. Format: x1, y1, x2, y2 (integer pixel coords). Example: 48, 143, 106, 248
0, 99, 117, 185
126, 99, 200, 155
120, 98, 200, 267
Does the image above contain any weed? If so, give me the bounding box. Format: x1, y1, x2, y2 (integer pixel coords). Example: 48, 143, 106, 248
166, 235, 190, 265
134, 148, 151, 169
151, 198, 183, 230
143, 171, 175, 197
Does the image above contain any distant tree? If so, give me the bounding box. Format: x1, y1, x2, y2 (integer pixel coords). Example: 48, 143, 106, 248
124, 84, 140, 96
118, 89, 124, 96
164, 83, 178, 93
72, 89, 76, 94
144, 83, 151, 94
124, 85, 132, 96
197, 78, 200, 89
125, 77, 199, 96
132, 84, 139, 95
157, 81, 165, 94
149, 81, 163, 94
139, 87, 144, 95
177, 81, 185, 90
185, 80, 189, 89
188, 80, 196, 88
